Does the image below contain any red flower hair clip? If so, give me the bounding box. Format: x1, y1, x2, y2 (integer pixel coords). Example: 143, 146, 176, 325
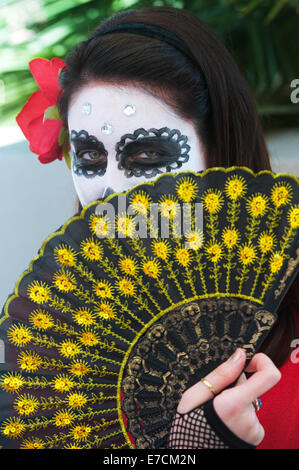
16, 57, 71, 168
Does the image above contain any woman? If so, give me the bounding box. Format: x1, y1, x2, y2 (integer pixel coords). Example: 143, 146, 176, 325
55, 6, 298, 448
2, 5, 299, 448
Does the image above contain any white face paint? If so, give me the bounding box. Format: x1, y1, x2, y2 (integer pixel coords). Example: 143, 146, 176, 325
67, 83, 205, 207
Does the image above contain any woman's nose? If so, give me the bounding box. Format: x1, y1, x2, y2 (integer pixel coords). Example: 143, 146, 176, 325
102, 186, 115, 198
104, 148, 124, 189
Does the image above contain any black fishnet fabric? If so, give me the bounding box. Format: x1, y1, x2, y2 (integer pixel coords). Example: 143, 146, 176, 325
167, 399, 256, 449
167, 407, 229, 449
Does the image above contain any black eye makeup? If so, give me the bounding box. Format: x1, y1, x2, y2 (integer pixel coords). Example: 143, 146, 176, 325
115, 127, 190, 178
70, 130, 108, 178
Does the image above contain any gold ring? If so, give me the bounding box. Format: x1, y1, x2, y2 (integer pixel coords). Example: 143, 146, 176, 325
200, 378, 217, 396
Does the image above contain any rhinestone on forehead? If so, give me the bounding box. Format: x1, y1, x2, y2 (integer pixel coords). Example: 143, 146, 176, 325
123, 104, 136, 116
82, 103, 92, 115
101, 122, 113, 135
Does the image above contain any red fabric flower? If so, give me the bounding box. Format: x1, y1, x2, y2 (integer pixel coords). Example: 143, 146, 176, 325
16, 57, 69, 164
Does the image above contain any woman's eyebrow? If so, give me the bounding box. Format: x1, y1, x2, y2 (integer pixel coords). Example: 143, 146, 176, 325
116, 128, 175, 149
118, 135, 173, 147
70, 129, 107, 153
115, 127, 189, 153
118, 136, 182, 155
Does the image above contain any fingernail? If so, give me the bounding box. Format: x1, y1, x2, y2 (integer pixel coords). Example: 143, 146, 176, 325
231, 348, 242, 363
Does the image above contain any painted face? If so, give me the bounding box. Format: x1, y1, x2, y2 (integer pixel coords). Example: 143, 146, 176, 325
68, 83, 205, 207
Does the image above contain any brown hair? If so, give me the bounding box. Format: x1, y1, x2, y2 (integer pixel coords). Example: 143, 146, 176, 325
57, 6, 298, 368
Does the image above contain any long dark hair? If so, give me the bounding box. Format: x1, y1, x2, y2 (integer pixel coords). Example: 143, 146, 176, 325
57, 6, 298, 368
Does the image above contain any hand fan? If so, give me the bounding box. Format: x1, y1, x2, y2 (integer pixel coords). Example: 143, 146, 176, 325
0, 167, 298, 449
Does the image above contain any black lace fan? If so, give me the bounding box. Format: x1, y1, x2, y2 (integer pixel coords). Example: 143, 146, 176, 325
0, 167, 298, 449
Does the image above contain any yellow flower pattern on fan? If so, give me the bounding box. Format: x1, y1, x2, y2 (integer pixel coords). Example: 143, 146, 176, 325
69, 361, 90, 377
14, 395, 39, 416
64, 443, 84, 449
54, 410, 75, 427
93, 281, 113, 299
202, 189, 224, 213
175, 247, 192, 267
8, 325, 33, 347
185, 230, 204, 250
175, 177, 198, 202
117, 278, 136, 297
142, 259, 161, 278
54, 244, 77, 267
73, 308, 95, 326
258, 233, 275, 253
95, 302, 115, 320
2, 417, 25, 439
206, 243, 223, 263
222, 228, 239, 249
1, 373, 25, 394
29, 309, 54, 330
17, 351, 42, 372
53, 270, 77, 292
270, 252, 284, 274
67, 392, 88, 409
239, 245, 256, 265
21, 438, 45, 449
72, 425, 92, 441
27, 281, 52, 304
271, 183, 292, 207
79, 331, 100, 347
247, 195, 268, 218
116, 215, 136, 237
225, 176, 247, 200
159, 195, 180, 219
80, 239, 103, 261
152, 239, 170, 260
53, 375, 75, 392
89, 213, 111, 237
119, 257, 138, 276
59, 340, 81, 358
288, 206, 299, 229
129, 191, 151, 214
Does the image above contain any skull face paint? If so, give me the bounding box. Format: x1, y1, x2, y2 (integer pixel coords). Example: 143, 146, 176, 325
67, 84, 205, 207
70, 129, 108, 178
115, 127, 191, 178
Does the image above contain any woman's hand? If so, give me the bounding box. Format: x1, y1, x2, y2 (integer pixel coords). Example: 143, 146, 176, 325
177, 348, 281, 446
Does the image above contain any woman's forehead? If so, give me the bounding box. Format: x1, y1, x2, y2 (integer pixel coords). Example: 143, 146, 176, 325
67, 83, 195, 141
68, 82, 176, 115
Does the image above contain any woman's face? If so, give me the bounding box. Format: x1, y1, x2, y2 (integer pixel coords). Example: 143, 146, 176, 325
68, 83, 205, 207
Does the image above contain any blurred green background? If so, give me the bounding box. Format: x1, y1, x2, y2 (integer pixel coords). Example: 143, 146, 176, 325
0, 0, 299, 130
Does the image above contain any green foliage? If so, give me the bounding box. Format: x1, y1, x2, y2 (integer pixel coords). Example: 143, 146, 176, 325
1, 0, 299, 127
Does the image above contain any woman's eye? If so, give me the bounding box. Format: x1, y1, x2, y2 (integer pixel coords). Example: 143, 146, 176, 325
129, 151, 161, 162
79, 150, 105, 161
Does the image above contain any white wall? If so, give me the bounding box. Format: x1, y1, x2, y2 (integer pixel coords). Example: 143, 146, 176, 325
267, 129, 299, 176
0, 130, 77, 361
